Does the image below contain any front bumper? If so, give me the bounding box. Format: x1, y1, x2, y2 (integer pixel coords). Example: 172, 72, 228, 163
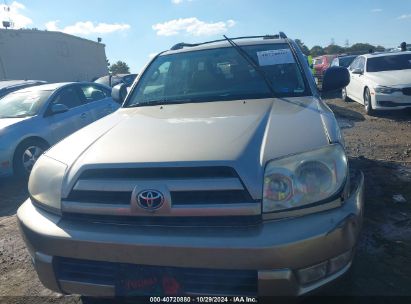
373, 92, 411, 110
17, 172, 364, 297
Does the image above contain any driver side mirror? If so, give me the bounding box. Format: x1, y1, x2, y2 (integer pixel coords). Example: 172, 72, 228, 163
351, 68, 363, 75
322, 66, 350, 92
50, 103, 69, 115
111, 83, 128, 104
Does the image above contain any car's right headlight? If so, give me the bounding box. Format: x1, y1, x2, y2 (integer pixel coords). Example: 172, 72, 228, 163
263, 144, 347, 213
28, 155, 67, 212
374, 86, 401, 94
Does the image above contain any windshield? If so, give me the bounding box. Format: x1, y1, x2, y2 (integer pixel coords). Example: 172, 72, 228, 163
0, 90, 52, 118
94, 76, 110, 86
126, 43, 309, 107
367, 54, 411, 72
338, 56, 356, 68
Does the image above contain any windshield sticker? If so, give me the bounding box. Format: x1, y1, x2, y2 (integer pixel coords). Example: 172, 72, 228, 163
257, 49, 295, 66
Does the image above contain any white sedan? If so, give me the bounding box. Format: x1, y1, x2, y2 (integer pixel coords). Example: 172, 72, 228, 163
342, 51, 411, 115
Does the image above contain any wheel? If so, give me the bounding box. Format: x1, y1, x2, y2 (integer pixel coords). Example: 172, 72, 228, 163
13, 139, 49, 178
342, 87, 351, 102
363, 88, 375, 115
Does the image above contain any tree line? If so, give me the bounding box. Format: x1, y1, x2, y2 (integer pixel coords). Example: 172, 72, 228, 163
295, 39, 386, 57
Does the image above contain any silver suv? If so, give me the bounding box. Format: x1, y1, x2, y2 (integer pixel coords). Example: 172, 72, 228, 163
18, 34, 364, 297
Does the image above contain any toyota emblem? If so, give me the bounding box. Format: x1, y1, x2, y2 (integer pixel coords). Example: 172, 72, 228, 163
137, 190, 164, 210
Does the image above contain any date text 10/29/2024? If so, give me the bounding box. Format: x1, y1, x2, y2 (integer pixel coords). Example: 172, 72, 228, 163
149, 297, 258, 303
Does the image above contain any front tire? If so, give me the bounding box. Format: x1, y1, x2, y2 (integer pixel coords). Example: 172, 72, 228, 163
342, 87, 351, 102
364, 88, 374, 115
13, 139, 49, 178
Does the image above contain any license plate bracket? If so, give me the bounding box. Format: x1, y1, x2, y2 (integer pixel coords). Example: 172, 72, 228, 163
115, 264, 184, 296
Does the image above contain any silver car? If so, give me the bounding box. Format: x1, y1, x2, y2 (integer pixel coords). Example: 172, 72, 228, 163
0, 82, 119, 177
18, 34, 363, 296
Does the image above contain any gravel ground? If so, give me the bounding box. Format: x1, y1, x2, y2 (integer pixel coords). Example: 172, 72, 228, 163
0, 96, 410, 303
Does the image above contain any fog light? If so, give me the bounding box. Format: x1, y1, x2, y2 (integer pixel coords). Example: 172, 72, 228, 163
329, 250, 352, 274
297, 261, 328, 285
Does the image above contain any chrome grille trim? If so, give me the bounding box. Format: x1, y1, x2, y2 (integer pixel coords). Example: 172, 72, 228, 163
73, 178, 244, 192
61, 201, 261, 217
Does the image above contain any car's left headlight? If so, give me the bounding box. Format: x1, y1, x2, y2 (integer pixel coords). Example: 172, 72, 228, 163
28, 155, 67, 212
263, 144, 347, 213
374, 86, 401, 94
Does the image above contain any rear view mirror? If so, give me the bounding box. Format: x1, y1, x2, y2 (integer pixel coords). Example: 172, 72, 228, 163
111, 83, 128, 104
322, 67, 350, 92
50, 103, 69, 115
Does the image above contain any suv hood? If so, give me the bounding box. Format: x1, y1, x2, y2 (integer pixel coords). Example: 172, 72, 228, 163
46, 98, 333, 198
366, 69, 411, 86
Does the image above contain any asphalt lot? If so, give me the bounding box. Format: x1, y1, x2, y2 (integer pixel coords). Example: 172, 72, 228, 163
0, 97, 410, 303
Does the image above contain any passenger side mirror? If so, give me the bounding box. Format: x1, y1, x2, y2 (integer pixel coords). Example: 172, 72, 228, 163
351, 68, 363, 75
322, 66, 350, 92
50, 103, 69, 115
111, 83, 128, 104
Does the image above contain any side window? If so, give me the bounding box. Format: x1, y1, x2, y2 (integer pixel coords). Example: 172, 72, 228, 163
357, 57, 366, 71
349, 57, 360, 71
81, 85, 110, 102
140, 61, 171, 99
52, 86, 85, 109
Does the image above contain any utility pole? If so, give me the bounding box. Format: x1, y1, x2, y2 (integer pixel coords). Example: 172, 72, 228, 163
2, 0, 14, 29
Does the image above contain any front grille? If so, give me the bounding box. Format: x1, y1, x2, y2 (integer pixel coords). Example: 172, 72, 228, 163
55, 257, 258, 296
67, 190, 253, 205
402, 87, 411, 96
79, 166, 238, 179
171, 190, 252, 205
63, 166, 259, 222
67, 190, 131, 205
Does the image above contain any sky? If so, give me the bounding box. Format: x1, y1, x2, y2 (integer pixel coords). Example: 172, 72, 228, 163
1, 0, 411, 73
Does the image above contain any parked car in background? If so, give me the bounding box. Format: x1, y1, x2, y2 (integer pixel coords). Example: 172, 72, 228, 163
18, 34, 364, 297
343, 51, 411, 114
331, 55, 357, 68
0, 80, 46, 99
94, 73, 137, 88
0, 82, 119, 177
313, 55, 338, 79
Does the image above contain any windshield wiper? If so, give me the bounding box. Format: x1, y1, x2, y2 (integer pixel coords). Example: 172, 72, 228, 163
128, 99, 166, 107
128, 98, 194, 108
223, 35, 277, 97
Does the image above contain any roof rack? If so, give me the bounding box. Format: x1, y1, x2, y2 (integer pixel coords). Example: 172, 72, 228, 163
170, 32, 288, 50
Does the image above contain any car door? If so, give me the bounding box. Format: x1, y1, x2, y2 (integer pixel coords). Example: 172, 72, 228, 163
45, 85, 92, 143
355, 57, 368, 103
346, 57, 361, 101
80, 84, 119, 122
